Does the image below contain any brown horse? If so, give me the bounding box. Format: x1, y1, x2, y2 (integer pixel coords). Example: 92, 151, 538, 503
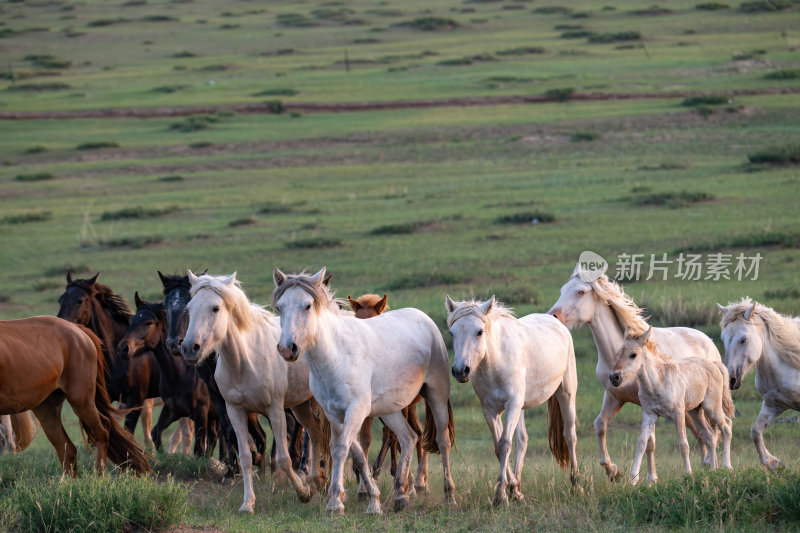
57, 272, 160, 447
348, 294, 427, 497
0, 316, 151, 477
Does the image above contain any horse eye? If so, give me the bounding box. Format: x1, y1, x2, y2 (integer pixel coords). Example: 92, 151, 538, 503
305, 303, 311, 311
578, 290, 586, 296
477, 330, 483, 337
630, 353, 637, 359
740, 338, 747, 344
212, 306, 220, 313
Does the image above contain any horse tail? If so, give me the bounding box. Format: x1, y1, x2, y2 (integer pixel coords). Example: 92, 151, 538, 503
547, 395, 569, 470
10, 412, 38, 452
407, 397, 423, 437
716, 362, 736, 418
78, 325, 152, 474
421, 397, 455, 455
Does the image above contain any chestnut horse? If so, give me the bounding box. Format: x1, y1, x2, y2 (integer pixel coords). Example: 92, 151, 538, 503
0, 316, 150, 477
57, 272, 160, 447
349, 294, 427, 499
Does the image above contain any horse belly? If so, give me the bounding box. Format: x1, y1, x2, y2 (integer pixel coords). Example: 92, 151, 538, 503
370, 366, 425, 417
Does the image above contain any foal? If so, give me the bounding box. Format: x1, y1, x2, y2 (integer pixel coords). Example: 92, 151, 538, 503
610, 327, 734, 485
349, 294, 427, 497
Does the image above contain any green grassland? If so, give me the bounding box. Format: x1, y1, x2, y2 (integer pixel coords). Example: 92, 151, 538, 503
1, 0, 800, 531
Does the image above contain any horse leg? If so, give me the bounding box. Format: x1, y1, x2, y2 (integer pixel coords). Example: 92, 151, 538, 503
0, 415, 16, 453
685, 407, 708, 464
151, 405, 179, 453
140, 398, 155, 450
192, 405, 210, 457
407, 401, 428, 493
674, 407, 692, 479
355, 416, 372, 500
688, 408, 715, 468
752, 402, 783, 471
493, 402, 522, 507
326, 406, 374, 516
380, 411, 418, 513
372, 422, 391, 480
422, 382, 456, 507
66, 392, 111, 475
509, 410, 528, 502
32, 393, 78, 477
631, 411, 657, 486
291, 400, 327, 493
247, 414, 267, 472
555, 377, 580, 486
645, 423, 657, 486
228, 405, 257, 512
595, 390, 624, 481
267, 404, 312, 503
123, 405, 142, 445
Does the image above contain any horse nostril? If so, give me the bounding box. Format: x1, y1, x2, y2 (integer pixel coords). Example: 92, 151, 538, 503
451, 366, 457, 378
192, 343, 200, 353
463, 366, 471, 377
729, 377, 736, 390
291, 343, 298, 356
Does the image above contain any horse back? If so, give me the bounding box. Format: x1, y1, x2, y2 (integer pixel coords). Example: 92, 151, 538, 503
653, 326, 720, 363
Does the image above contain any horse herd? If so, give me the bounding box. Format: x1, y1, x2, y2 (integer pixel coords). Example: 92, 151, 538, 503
0, 262, 798, 516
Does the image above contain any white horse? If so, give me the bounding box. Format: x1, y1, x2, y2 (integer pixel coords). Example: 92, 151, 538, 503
548, 264, 722, 483
719, 298, 800, 470
181, 271, 330, 513
446, 296, 578, 505
610, 327, 734, 485
0, 415, 15, 453
272, 267, 455, 516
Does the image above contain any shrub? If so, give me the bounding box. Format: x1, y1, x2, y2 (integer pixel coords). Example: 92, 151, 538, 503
99, 206, 178, 221
141, 15, 176, 22
251, 88, 299, 97
633, 191, 714, 207
532, 6, 572, 14
7, 82, 72, 91
495, 46, 546, 55
739, 0, 795, 12
172, 50, 197, 58
169, 115, 219, 132
24, 54, 71, 69
76, 141, 119, 150
189, 141, 213, 149
265, 100, 285, 114
370, 220, 432, 235
764, 69, 800, 80
589, 31, 643, 43
681, 94, 727, 106
629, 5, 673, 15
258, 201, 300, 214
158, 175, 184, 182
11, 474, 187, 532
87, 18, 130, 27
544, 87, 575, 102
571, 131, 599, 142
561, 30, 595, 39
747, 144, 800, 165
696, 2, 730, 9
393, 17, 459, 31
284, 237, 342, 249
15, 172, 54, 181
23, 145, 47, 154
151, 84, 188, 93
229, 216, 257, 227
43, 263, 90, 276
494, 211, 556, 224
554, 24, 583, 30
99, 235, 163, 248
1, 211, 51, 224
276, 13, 318, 27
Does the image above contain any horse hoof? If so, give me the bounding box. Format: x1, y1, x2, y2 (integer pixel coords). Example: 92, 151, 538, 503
393, 496, 409, 512
326, 506, 345, 517
765, 458, 782, 472
414, 483, 429, 494
493, 491, 509, 508
238, 503, 255, 514
366, 501, 383, 515
297, 487, 313, 503
357, 492, 368, 502
511, 490, 525, 502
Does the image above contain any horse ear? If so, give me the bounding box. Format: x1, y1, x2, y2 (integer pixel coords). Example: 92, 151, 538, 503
716, 303, 726, 314
134, 291, 143, 308
273, 267, 286, 287
445, 294, 456, 313
572, 263, 582, 276
157, 270, 169, 286
223, 272, 237, 286
187, 269, 199, 286
623, 327, 632, 339
348, 295, 360, 311
640, 326, 653, 344
744, 302, 756, 321
88, 272, 99, 285
311, 267, 327, 286
375, 294, 388, 314
323, 273, 332, 287
66, 270, 73, 284
479, 295, 496, 315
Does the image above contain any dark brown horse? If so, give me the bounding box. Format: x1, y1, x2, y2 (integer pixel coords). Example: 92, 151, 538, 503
118, 293, 222, 457
348, 294, 427, 494
57, 272, 160, 446
0, 316, 150, 477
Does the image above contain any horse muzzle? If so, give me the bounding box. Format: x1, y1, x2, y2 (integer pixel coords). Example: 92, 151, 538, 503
451, 365, 471, 383
609, 371, 623, 387
729, 373, 742, 391
166, 337, 183, 356
548, 307, 566, 325
277, 342, 300, 362
116, 343, 133, 360
181, 340, 203, 365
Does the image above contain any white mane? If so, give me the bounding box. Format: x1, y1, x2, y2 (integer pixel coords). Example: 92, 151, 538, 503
721, 297, 800, 369
190, 274, 273, 332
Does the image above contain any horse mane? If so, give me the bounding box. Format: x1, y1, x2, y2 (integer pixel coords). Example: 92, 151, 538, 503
160, 273, 190, 296
721, 297, 800, 368
446, 299, 515, 329
134, 299, 166, 323
271, 272, 345, 311
190, 274, 273, 332
574, 268, 649, 335
68, 279, 132, 323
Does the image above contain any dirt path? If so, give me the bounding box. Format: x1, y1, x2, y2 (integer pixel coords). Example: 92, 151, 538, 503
1, 88, 798, 120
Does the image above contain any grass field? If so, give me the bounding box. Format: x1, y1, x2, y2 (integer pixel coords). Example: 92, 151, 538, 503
1, 0, 800, 531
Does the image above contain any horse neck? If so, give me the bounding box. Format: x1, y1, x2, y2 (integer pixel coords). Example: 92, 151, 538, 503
151, 321, 181, 383
483, 317, 513, 370
305, 308, 346, 370
636, 350, 667, 395
217, 314, 272, 377
589, 301, 626, 369
88, 299, 127, 361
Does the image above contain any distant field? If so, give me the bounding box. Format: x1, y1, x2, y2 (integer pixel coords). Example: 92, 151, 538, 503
1, 0, 800, 531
